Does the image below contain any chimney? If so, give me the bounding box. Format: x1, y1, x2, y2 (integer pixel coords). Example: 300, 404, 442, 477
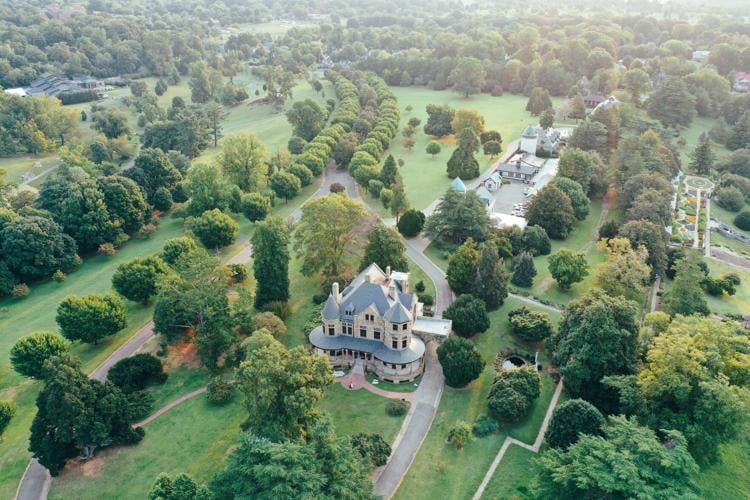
386, 266, 391, 279
332, 282, 339, 303
364, 273, 371, 283
388, 282, 397, 300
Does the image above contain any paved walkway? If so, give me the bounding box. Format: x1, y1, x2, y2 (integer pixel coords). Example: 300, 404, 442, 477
472, 378, 565, 500
336, 371, 416, 402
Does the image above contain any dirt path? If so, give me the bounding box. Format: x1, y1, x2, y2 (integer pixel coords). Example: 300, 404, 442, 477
134, 387, 208, 428
472, 378, 565, 500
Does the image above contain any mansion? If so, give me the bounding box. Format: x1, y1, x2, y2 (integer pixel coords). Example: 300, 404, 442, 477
309, 263, 451, 383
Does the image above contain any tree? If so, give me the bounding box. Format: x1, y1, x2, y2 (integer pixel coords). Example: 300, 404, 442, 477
29, 356, 143, 475
92, 108, 131, 139
526, 87, 552, 116
508, 306, 553, 342
240, 192, 271, 222
204, 101, 227, 148
446, 128, 480, 179
397, 209, 426, 237
522, 225, 551, 256
237, 331, 334, 439
112, 256, 170, 304
569, 94, 586, 120
10, 332, 71, 379
451, 108, 485, 136
735, 211, 750, 230
129, 148, 182, 202
449, 57, 486, 97
511, 252, 536, 288
424, 189, 490, 243
380, 155, 398, 187
447, 238, 479, 294
551, 177, 590, 221
594, 237, 651, 302
217, 134, 268, 193
252, 217, 290, 308
539, 108, 555, 129
333, 132, 358, 166
189, 209, 238, 249
294, 194, 366, 278
210, 416, 372, 499
56, 293, 127, 344
661, 253, 710, 317
108, 353, 167, 393
269, 171, 301, 202
423, 104, 455, 137
251, 313, 287, 338
550, 289, 638, 407
622, 68, 652, 105
619, 220, 667, 279
149, 472, 211, 500
389, 176, 409, 222
286, 99, 327, 141
474, 242, 509, 310
350, 433, 392, 467
161, 236, 198, 266
444, 294, 490, 338
537, 417, 699, 499
547, 249, 589, 291
0, 215, 78, 282
426, 141, 442, 157
0, 400, 15, 441
482, 140, 501, 156
447, 421, 473, 449
625, 188, 672, 228
567, 119, 608, 157
688, 133, 714, 175
647, 78, 696, 128
361, 225, 408, 272
189, 61, 221, 103
526, 185, 576, 239
637, 315, 750, 462
437, 336, 485, 388
546, 399, 605, 449
488, 366, 541, 422
97, 176, 148, 234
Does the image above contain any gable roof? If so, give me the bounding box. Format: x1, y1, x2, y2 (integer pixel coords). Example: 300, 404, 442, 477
451, 177, 467, 192
331, 263, 415, 322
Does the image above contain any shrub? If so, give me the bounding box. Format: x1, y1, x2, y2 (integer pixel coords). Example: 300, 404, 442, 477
397, 209, 426, 237
227, 263, 248, 283
207, 377, 235, 405
418, 293, 434, 306
447, 421, 473, 449
715, 186, 745, 212
386, 400, 410, 416
261, 300, 291, 320
368, 179, 384, 198
734, 211, 750, 230
252, 311, 287, 337
350, 433, 392, 467
508, 306, 554, 342
415, 280, 426, 293
598, 220, 620, 240
108, 353, 167, 393
12, 283, 29, 298
546, 398, 605, 449
0, 400, 17, 438
161, 236, 198, 265
52, 270, 66, 283
287, 163, 314, 186
330, 182, 345, 193
444, 294, 490, 337
437, 336, 485, 387
240, 192, 271, 222
488, 366, 540, 423
98, 242, 117, 256
472, 414, 500, 437
287, 135, 307, 154
380, 188, 393, 208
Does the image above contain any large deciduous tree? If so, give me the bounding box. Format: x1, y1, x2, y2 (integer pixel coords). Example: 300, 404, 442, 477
361, 224, 408, 272
447, 238, 479, 294
189, 209, 238, 249
127, 148, 182, 203
547, 249, 589, 290
423, 104, 455, 137
594, 237, 651, 302
286, 99, 327, 141
217, 134, 268, 193
237, 331, 334, 440
449, 57, 486, 97
251, 216, 290, 308
545, 398, 605, 449
550, 289, 638, 409
526, 185, 576, 239
293, 194, 366, 278
647, 78, 696, 128
96, 176, 149, 235
112, 256, 170, 304
10, 332, 71, 379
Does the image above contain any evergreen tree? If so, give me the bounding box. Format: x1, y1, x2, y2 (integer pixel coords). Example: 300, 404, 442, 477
389, 175, 409, 222
361, 225, 408, 272
688, 133, 714, 175
661, 253, 709, 317
511, 252, 537, 287
526, 87, 552, 116
727, 111, 750, 150
446, 128, 481, 180
251, 217, 290, 308
447, 238, 479, 295
380, 154, 399, 187
474, 242, 509, 310
540, 108, 555, 129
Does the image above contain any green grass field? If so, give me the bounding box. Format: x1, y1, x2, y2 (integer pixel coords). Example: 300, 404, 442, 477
703, 259, 750, 316
677, 116, 730, 166
394, 297, 561, 500
381, 88, 557, 211
481, 444, 539, 500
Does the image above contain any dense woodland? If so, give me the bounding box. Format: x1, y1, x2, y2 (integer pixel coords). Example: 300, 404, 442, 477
1, 1, 750, 499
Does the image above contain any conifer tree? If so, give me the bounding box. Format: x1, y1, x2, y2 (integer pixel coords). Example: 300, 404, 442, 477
512, 252, 537, 288
688, 133, 714, 175
251, 216, 290, 308
474, 243, 509, 310
380, 154, 399, 187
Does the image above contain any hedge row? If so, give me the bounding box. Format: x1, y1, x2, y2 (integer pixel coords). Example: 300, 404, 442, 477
348, 73, 400, 187
327, 70, 360, 127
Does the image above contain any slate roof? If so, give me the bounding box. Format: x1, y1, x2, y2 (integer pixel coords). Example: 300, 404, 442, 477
521, 125, 538, 138
322, 294, 340, 320
476, 185, 493, 202
309, 326, 425, 364
497, 161, 538, 177
384, 302, 411, 323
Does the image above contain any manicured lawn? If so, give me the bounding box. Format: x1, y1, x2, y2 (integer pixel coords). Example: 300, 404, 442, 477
677, 116, 730, 165
394, 297, 561, 500
0, 154, 60, 184
0, 215, 184, 500
697, 438, 750, 499
383, 88, 559, 211
711, 203, 750, 237
710, 231, 750, 258
703, 259, 750, 316
320, 384, 406, 443
481, 445, 539, 500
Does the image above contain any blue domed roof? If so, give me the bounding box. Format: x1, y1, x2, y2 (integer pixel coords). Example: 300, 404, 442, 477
451, 177, 467, 192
